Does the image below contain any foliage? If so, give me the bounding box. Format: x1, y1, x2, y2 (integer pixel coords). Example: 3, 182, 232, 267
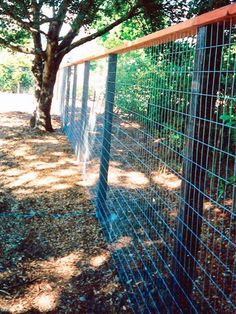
0, 1, 187, 59
0, 0, 189, 131
98, 1, 188, 49
0, 51, 34, 93
187, 0, 232, 16
115, 39, 195, 155
116, 50, 152, 115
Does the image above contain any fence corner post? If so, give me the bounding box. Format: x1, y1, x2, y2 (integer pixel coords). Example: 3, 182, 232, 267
96, 54, 118, 222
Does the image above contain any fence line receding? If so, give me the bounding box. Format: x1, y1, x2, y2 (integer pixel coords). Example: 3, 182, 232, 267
58, 4, 236, 313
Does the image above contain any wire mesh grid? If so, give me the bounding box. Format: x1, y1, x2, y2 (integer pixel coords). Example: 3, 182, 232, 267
61, 59, 107, 201
59, 20, 235, 313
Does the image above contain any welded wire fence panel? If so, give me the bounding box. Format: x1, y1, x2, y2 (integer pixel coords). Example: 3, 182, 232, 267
64, 64, 84, 150
60, 18, 235, 314
104, 38, 197, 313
60, 59, 107, 202
79, 59, 108, 200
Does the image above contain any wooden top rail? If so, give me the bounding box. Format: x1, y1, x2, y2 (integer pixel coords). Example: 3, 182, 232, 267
63, 3, 236, 68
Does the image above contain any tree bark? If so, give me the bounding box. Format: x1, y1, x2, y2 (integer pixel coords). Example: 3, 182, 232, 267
34, 73, 56, 132
31, 50, 62, 132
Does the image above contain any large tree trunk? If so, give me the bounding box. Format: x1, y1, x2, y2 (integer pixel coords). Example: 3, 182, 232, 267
34, 72, 57, 132
31, 52, 62, 132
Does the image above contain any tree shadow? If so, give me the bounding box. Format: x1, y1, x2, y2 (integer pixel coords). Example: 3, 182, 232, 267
0, 110, 234, 313
73, 109, 235, 313
0, 112, 131, 313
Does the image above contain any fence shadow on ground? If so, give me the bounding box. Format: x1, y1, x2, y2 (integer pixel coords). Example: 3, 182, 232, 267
0, 113, 132, 313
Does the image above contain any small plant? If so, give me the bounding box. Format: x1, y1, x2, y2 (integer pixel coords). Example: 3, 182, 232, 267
217, 175, 236, 201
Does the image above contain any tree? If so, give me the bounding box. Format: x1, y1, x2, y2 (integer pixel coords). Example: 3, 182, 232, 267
0, 0, 186, 131
188, 0, 232, 15
0, 50, 34, 93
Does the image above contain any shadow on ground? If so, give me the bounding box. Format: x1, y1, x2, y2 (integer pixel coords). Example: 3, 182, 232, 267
0, 112, 131, 313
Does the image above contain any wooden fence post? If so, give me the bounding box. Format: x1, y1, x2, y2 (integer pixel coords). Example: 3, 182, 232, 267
96, 54, 118, 221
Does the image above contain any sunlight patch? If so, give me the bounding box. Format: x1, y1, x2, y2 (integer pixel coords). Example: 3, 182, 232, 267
38, 251, 83, 280
108, 167, 149, 188
51, 151, 68, 157
33, 291, 59, 312
13, 188, 35, 196
151, 171, 181, 189
13, 145, 30, 157
27, 138, 59, 144
127, 171, 149, 185
35, 163, 58, 170
8, 172, 38, 187
51, 183, 72, 191
55, 169, 79, 177
4, 168, 25, 176
79, 173, 98, 187
24, 155, 37, 160
7, 303, 25, 313
28, 176, 59, 187
90, 251, 110, 267
120, 121, 141, 130
28, 161, 59, 170
108, 236, 132, 252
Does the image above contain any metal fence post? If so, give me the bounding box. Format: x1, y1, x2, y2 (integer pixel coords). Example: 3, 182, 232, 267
172, 22, 224, 310
64, 66, 71, 130
60, 68, 67, 126
77, 61, 90, 160
96, 54, 117, 221
69, 65, 77, 145
172, 26, 207, 310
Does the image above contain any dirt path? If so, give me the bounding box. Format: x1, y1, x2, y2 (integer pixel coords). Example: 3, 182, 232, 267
0, 112, 130, 313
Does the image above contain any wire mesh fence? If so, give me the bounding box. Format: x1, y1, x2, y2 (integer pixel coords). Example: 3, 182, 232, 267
59, 13, 236, 314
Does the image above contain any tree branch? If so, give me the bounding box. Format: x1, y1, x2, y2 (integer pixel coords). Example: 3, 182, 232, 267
0, 9, 48, 37
30, 0, 46, 64
57, 0, 101, 52
14, 0, 30, 19
0, 37, 35, 55
57, 3, 142, 58
0, 5, 32, 31
48, 0, 72, 40
39, 14, 54, 25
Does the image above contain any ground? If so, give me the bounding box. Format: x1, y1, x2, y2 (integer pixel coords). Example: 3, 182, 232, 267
0, 112, 131, 313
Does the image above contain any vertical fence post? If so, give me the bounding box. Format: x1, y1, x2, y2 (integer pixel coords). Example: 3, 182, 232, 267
70, 65, 77, 145
77, 61, 90, 160
172, 26, 207, 310
64, 66, 71, 130
173, 21, 224, 310
60, 68, 67, 127
54, 70, 60, 103
96, 54, 117, 221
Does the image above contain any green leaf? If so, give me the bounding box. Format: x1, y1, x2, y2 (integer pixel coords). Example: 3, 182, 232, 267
226, 121, 236, 127
220, 114, 232, 122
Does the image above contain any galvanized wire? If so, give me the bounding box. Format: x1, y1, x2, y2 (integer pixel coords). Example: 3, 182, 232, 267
59, 19, 236, 313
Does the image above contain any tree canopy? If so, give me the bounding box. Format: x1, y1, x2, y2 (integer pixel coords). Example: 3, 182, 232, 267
0, 1, 187, 57
0, 0, 188, 131
0, 0, 230, 131
0, 51, 34, 93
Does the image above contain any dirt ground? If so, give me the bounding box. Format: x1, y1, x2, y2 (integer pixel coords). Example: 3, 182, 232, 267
0, 112, 132, 313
